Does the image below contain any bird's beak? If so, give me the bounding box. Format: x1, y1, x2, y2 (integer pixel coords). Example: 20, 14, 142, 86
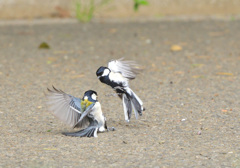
97, 76, 100, 79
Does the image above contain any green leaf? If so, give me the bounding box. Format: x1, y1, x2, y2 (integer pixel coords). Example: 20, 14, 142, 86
75, 0, 95, 22
38, 42, 50, 49
138, 0, 149, 5
134, 0, 149, 11
134, 3, 139, 11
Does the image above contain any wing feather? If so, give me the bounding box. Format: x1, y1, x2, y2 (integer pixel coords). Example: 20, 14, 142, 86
74, 103, 95, 128
46, 86, 84, 128
108, 58, 142, 79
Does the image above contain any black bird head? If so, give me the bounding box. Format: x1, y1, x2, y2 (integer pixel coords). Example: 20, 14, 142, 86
96, 66, 110, 79
83, 90, 98, 102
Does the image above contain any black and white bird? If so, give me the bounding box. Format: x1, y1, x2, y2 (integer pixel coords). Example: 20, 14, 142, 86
46, 86, 107, 137
96, 58, 144, 122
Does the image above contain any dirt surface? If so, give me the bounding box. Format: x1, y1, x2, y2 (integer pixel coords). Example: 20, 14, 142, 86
0, 19, 240, 167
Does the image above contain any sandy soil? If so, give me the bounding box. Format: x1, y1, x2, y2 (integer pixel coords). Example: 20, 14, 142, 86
0, 19, 240, 167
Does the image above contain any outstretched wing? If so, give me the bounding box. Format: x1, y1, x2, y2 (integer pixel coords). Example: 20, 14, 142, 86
46, 86, 86, 128
108, 58, 142, 79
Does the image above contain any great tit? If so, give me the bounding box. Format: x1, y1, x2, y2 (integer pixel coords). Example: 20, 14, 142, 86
46, 86, 107, 137
96, 58, 145, 122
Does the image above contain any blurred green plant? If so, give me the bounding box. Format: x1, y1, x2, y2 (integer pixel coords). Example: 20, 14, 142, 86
76, 0, 94, 22
134, 0, 149, 11
75, 0, 110, 22
38, 42, 50, 49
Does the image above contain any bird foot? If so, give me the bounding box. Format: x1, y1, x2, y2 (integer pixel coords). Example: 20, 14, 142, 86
107, 127, 116, 131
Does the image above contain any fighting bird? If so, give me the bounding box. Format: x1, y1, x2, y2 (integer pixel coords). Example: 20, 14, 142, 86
96, 58, 144, 122
46, 86, 107, 137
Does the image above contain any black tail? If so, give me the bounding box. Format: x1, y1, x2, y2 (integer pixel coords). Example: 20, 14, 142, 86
130, 93, 143, 116
62, 126, 98, 137
122, 88, 144, 121
129, 88, 144, 119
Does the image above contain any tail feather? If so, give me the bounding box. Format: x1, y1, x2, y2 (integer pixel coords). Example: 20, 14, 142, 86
122, 94, 132, 122
128, 88, 143, 117
130, 94, 143, 115
131, 101, 139, 119
122, 87, 144, 121
62, 126, 98, 137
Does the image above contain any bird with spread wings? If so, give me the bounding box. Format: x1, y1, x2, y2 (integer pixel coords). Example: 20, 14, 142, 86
96, 58, 145, 122
46, 86, 107, 137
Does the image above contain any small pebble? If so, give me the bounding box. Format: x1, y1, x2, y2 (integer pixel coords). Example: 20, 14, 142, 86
145, 39, 151, 44
64, 55, 68, 60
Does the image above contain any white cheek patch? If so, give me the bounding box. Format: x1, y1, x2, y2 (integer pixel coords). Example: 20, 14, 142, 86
91, 93, 97, 100
102, 69, 110, 76
84, 96, 88, 100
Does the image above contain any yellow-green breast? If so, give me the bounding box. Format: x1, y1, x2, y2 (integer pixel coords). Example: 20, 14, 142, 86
81, 100, 93, 112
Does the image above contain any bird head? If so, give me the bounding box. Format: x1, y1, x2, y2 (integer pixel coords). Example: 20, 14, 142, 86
81, 90, 98, 111
83, 90, 98, 102
96, 66, 110, 79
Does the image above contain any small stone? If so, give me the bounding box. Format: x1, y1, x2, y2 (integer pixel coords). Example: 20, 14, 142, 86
146, 39, 151, 44
64, 55, 68, 60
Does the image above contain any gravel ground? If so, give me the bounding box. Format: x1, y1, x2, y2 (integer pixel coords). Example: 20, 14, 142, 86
0, 19, 240, 168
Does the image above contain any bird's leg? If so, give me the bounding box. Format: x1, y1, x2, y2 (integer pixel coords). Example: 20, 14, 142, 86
104, 120, 116, 131
104, 120, 108, 130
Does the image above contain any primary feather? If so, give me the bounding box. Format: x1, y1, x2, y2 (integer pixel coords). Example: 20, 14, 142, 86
46, 86, 90, 129
108, 58, 142, 80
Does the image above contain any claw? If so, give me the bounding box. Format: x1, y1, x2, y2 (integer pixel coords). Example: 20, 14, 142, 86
107, 127, 116, 131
